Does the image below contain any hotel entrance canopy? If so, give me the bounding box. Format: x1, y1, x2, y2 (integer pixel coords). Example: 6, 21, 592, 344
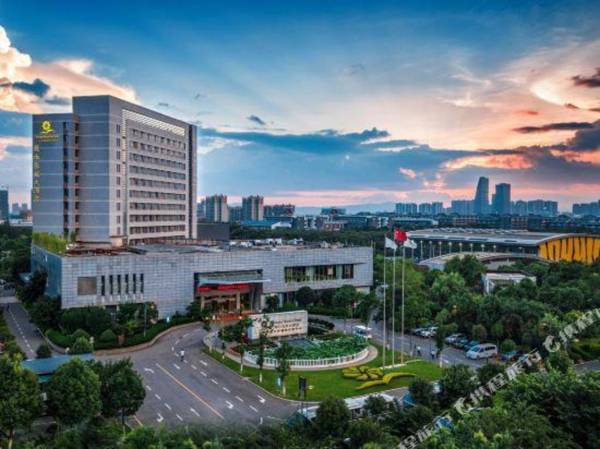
195, 270, 270, 286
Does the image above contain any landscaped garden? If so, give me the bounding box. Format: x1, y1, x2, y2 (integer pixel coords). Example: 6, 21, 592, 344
204, 342, 443, 401
252, 334, 368, 360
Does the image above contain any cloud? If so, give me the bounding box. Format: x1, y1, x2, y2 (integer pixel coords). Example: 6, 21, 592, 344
0, 25, 136, 113
566, 119, 600, 151
515, 110, 539, 116
246, 114, 267, 126
513, 122, 593, 134
343, 64, 366, 76
564, 103, 580, 110
157, 102, 170, 108
399, 168, 417, 179
572, 68, 600, 88
0, 136, 29, 160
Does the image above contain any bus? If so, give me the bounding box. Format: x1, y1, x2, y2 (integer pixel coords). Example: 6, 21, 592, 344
352, 325, 373, 339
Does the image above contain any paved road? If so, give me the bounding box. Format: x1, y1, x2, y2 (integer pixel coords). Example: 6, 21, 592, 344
321, 316, 486, 369
3, 299, 46, 359
101, 325, 299, 428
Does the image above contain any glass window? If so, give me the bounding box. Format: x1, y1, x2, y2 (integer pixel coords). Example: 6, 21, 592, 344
77, 277, 97, 296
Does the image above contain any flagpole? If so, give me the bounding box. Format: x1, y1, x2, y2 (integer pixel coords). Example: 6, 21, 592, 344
391, 245, 397, 367
382, 239, 387, 368
400, 244, 406, 365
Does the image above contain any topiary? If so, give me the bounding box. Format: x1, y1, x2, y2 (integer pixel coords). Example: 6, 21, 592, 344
99, 328, 117, 343
71, 328, 91, 341
71, 336, 93, 354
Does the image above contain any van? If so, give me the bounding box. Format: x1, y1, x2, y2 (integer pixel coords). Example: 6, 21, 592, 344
352, 325, 373, 339
466, 343, 498, 360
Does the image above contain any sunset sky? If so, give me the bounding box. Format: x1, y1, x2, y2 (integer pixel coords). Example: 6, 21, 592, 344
1, 0, 599, 210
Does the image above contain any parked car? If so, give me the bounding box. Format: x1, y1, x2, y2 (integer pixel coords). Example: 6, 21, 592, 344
501, 349, 523, 362
466, 343, 498, 360
452, 337, 470, 348
420, 326, 438, 338
461, 340, 480, 350
412, 327, 428, 336
445, 333, 465, 344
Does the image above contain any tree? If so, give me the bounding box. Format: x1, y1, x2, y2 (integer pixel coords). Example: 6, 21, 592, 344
264, 295, 279, 312
92, 359, 145, 424
434, 321, 457, 367
314, 396, 351, 440
16, 270, 47, 306
545, 350, 572, 374
46, 358, 101, 426
36, 343, 52, 359
471, 323, 488, 342
362, 395, 389, 419
444, 255, 486, 290
500, 338, 516, 354
0, 356, 43, 449
294, 286, 316, 308
256, 315, 274, 383
29, 296, 61, 331
439, 364, 478, 407
274, 341, 292, 396
346, 419, 391, 449
355, 292, 378, 326
409, 378, 436, 409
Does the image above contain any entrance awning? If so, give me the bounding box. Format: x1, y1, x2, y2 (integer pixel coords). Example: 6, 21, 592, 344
196, 270, 270, 286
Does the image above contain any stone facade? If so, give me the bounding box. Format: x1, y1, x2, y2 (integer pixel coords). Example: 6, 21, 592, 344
32, 244, 372, 317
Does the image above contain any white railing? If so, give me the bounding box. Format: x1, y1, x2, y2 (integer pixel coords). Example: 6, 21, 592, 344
244, 347, 369, 369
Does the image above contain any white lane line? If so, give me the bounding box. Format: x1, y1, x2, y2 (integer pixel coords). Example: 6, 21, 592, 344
222, 387, 230, 393
145, 385, 152, 391
257, 395, 266, 404
200, 371, 207, 377
164, 403, 172, 411
249, 405, 259, 413
190, 408, 200, 417
211, 378, 218, 385
199, 360, 208, 366
156, 413, 164, 423
226, 401, 234, 410
173, 363, 181, 370
176, 414, 183, 422
235, 396, 244, 403
155, 393, 161, 400
191, 364, 198, 370
144, 368, 155, 374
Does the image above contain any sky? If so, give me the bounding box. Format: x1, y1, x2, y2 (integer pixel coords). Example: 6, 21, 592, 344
0, 0, 599, 211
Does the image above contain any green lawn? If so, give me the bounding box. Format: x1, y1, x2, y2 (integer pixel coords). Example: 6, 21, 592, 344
204, 343, 443, 402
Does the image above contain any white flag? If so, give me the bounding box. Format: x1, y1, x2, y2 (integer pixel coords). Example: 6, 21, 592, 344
403, 239, 417, 249
384, 237, 398, 250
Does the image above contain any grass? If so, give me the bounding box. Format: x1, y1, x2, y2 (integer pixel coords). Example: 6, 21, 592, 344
204, 343, 443, 402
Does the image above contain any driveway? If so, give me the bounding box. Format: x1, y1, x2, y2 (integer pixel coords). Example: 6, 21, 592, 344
3, 299, 46, 359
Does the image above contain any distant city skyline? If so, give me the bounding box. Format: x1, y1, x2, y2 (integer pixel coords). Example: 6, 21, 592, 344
1, 1, 599, 207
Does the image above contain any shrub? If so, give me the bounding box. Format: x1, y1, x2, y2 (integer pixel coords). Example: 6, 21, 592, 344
60, 307, 112, 337
99, 329, 117, 344
36, 343, 52, 358
71, 328, 91, 341
46, 329, 74, 348
71, 336, 93, 354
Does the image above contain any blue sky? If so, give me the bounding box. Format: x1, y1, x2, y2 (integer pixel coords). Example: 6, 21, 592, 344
1, 0, 599, 210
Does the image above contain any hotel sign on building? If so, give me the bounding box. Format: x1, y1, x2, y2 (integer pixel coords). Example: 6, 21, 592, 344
247, 310, 308, 340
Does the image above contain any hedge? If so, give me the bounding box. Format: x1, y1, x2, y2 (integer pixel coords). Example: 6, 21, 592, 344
570, 338, 600, 361
356, 372, 416, 391
46, 329, 74, 348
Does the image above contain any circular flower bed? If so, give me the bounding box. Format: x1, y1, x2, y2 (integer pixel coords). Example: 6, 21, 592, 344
256, 335, 368, 360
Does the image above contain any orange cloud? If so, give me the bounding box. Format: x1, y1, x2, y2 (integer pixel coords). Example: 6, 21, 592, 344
443, 153, 534, 170
551, 149, 600, 164
0, 25, 136, 113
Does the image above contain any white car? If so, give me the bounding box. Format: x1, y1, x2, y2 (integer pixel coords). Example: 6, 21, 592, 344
466, 343, 498, 360
420, 326, 438, 338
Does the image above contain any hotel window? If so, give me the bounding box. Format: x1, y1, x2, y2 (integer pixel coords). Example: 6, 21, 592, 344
125, 274, 129, 294
116, 203, 121, 211
116, 124, 121, 133
77, 277, 97, 296
101, 275, 106, 296
116, 151, 121, 160
116, 164, 121, 173
140, 273, 144, 293
133, 274, 137, 294
109, 275, 114, 295
342, 264, 354, 279
117, 274, 122, 294
116, 177, 121, 186
116, 138, 121, 147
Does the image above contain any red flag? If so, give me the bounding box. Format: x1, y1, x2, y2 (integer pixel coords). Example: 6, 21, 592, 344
394, 228, 407, 242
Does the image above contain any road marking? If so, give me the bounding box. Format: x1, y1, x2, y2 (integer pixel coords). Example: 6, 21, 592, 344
190, 408, 200, 417
145, 385, 152, 392
211, 378, 218, 385
200, 360, 208, 366
173, 363, 181, 370
184, 360, 188, 364
164, 403, 172, 411
176, 414, 183, 422
155, 363, 224, 420
183, 333, 190, 339
249, 405, 259, 413
260, 417, 263, 425
257, 395, 266, 404
191, 364, 198, 370
155, 393, 161, 400
235, 396, 244, 402
133, 415, 144, 426
171, 346, 174, 352
222, 387, 230, 393
156, 413, 164, 423
226, 401, 234, 410
144, 368, 155, 374
200, 371, 207, 377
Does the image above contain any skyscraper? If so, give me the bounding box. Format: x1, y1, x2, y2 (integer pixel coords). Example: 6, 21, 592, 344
473, 177, 489, 214
0, 188, 8, 222
204, 194, 229, 222
242, 195, 264, 221
33, 95, 197, 246
493, 183, 511, 214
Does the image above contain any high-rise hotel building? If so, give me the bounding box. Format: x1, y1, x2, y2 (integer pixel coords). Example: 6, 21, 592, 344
32, 96, 197, 246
